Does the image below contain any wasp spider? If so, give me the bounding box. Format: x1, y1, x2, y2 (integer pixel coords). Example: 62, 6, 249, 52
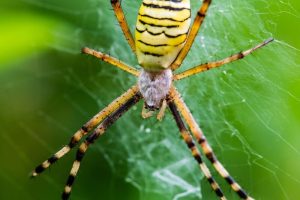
31, 0, 273, 199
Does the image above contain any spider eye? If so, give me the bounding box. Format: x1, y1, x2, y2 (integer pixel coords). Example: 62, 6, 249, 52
145, 104, 159, 111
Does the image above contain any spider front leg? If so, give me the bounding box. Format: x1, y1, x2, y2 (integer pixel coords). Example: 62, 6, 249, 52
174, 38, 274, 80
168, 99, 226, 200
62, 92, 142, 200
111, 0, 136, 53
170, 86, 254, 200
171, 0, 212, 71
31, 85, 139, 177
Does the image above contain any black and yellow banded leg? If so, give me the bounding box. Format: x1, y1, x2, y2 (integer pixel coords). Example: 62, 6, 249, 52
62, 92, 142, 200
171, 0, 212, 71
168, 100, 226, 200
169, 86, 254, 200
174, 38, 274, 80
31, 85, 139, 177
82, 47, 140, 76
111, 0, 136, 53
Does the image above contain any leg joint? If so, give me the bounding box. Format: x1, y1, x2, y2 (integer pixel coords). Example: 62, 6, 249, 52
110, 0, 119, 5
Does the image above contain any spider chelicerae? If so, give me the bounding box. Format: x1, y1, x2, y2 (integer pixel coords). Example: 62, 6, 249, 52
31, 0, 273, 199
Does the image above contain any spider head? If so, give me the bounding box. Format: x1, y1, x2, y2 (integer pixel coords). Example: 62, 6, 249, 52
144, 103, 160, 111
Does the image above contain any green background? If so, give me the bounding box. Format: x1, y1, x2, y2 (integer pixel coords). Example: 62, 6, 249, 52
0, 0, 300, 200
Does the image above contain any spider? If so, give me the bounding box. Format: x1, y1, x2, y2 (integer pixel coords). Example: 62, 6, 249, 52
31, 0, 274, 199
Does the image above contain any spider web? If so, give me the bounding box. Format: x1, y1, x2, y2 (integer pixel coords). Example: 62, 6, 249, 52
1, 0, 300, 200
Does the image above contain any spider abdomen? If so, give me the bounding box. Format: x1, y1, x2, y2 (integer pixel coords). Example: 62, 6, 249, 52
138, 69, 172, 109
135, 0, 191, 71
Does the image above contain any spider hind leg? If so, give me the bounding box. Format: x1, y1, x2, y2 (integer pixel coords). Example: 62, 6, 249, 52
174, 38, 274, 80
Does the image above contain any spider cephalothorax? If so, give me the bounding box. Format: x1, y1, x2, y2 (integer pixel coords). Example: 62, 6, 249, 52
31, 0, 273, 199
138, 69, 172, 109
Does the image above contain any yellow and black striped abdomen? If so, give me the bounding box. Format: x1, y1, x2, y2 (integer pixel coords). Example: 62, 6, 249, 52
135, 0, 191, 72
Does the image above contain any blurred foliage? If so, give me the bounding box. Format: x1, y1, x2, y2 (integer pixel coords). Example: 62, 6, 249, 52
0, 0, 300, 200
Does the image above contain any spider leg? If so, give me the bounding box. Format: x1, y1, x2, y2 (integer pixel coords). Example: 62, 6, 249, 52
169, 86, 254, 200
174, 38, 274, 80
62, 92, 142, 200
170, 0, 212, 71
31, 85, 139, 177
111, 0, 136, 53
168, 99, 226, 200
82, 47, 140, 76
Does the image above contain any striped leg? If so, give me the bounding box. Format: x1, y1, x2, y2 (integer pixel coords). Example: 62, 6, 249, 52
168, 100, 226, 200
171, 0, 212, 71
174, 38, 274, 80
81, 47, 140, 76
111, 0, 136, 52
62, 92, 142, 200
169, 86, 254, 200
31, 85, 139, 177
